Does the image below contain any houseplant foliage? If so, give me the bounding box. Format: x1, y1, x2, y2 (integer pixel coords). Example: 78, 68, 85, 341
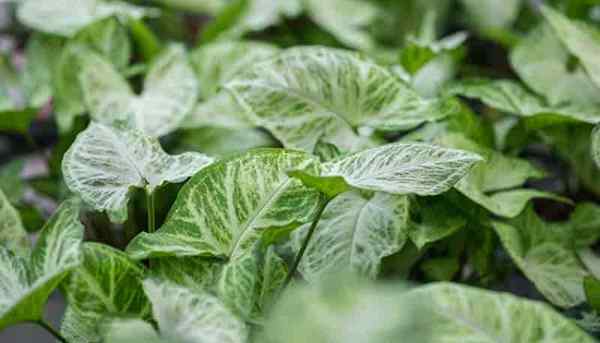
3, 0, 600, 342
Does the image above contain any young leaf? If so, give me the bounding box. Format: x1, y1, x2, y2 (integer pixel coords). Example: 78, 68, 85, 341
293, 142, 482, 197
406, 283, 595, 342
510, 24, 600, 106
0, 188, 29, 257
62, 122, 212, 222
23, 33, 63, 108
17, 0, 154, 37
304, 0, 378, 50
103, 279, 248, 343
80, 45, 199, 137
541, 6, 600, 90
0, 198, 83, 331
61, 243, 149, 343
292, 191, 410, 281
225, 47, 456, 152
446, 79, 600, 125
126, 149, 321, 259
492, 207, 589, 308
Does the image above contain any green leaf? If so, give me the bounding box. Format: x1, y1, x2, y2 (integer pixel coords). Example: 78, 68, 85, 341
291, 191, 410, 281
178, 127, 277, 157
126, 149, 321, 259
406, 282, 595, 342
17, 0, 154, 37
438, 133, 566, 217
0, 108, 38, 135
492, 207, 589, 308
23, 33, 63, 107
592, 124, 600, 169
62, 122, 213, 223
53, 44, 89, 132
446, 79, 600, 125
103, 279, 248, 343
225, 47, 456, 152
217, 251, 259, 318
61, 243, 150, 343
541, 5, 600, 90
295, 142, 482, 197
584, 276, 600, 312
510, 24, 600, 106
459, 0, 522, 30
74, 17, 131, 70
0, 159, 25, 204
408, 196, 466, 249
152, 257, 222, 292
421, 257, 460, 281
152, 0, 226, 14
182, 93, 254, 130
0, 188, 29, 257
103, 319, 163, 343
0, 198, 83, 331
80, 45, 199, 137
190, 41, 280, 99
304, 0, 378, 50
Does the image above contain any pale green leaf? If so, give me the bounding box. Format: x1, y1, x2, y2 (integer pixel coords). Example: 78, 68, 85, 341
223, 0, 301, 38
446, 79, 600, 124
103, 319, 164, 343
178, 127, 277, 157
510, 24, 600, 106
151, 0, 225, 14
0, 198, 83, 330
126, 149, 321, 259
407, 282, 595, 342
316, 142, 482, 196
292, 191, 409, 281
217, 251, 259, 318
190, 41, 280, 99
23, 33, 63, 107
80, 45, 199, 137
183, 92, 253, 130
54, 44, 90, 132
304, 0, 377, 50
152, 257, 222, 292
0, 159, 25, 204
62, 122, 213, 222
61, 243, 149, 343
0, 188, 29, 257
492, 207, 589, 308
17, 0, 154, 37
542, 5, 600, 90
74, 17, 131, 70
225, 47, 455, 152
253, 247, 287, 317
460, 0, 521, 30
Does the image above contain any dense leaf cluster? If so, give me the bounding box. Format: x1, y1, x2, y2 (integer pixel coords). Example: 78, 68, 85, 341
2, 0, 600, 342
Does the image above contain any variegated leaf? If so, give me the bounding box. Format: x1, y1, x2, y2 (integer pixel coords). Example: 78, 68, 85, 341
126, 149, 321, 259
224, 0, 302, 38
17, 0, 154, 37
225, 47, 455, 153
0, 198, 83, 330
309, 142, 482, 196
293, 191, 410, 281
80, 45, 198, 137
103, 319, 163, 343
492, 207, 589, 308
0, 188, 29, 257
62, 122, 212, 222
542, 6, 600, 90
61, 243, 149, 343
407, 283, 595, 342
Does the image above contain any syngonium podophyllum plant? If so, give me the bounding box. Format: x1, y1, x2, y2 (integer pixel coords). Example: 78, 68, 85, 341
4, 0, 600, 342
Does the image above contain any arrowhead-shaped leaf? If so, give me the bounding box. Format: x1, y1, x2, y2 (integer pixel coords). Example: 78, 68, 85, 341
292, 142, 482, 197
126, 149, 322, 259
17, 0, 154, 37
103, 279, 248, 343
292, 191, 410, 281
62, 122, 212, 222
80, 45, 199, 137
225, 47, 456, 152
0, 188, 29, 257
61, 243, 149, 343
406, 283, 595, 342
492, 207, 589, 308
0, 198, 83, 330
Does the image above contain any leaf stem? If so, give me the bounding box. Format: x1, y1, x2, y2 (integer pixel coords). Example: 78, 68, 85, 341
283, 198, 329, 288
36, 320, 68, 343
146, 190, 156, 234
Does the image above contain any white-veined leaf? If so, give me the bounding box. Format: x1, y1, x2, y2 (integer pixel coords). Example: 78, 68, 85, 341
17, 0, 155, 37
305, 142, 483, 196
61, 243, 150, 343
80, 45, 198, 137
292, 191, 410, 281
542, 5, 600, 90
62, 122, 212, 222
406, 282, 595, 342
103, 279, 247, 343
0, 198, 83, 330
492, 207, 589, 308
126, 149, 321, 259
225, 47, 456, 153
0, 188, 29, 257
